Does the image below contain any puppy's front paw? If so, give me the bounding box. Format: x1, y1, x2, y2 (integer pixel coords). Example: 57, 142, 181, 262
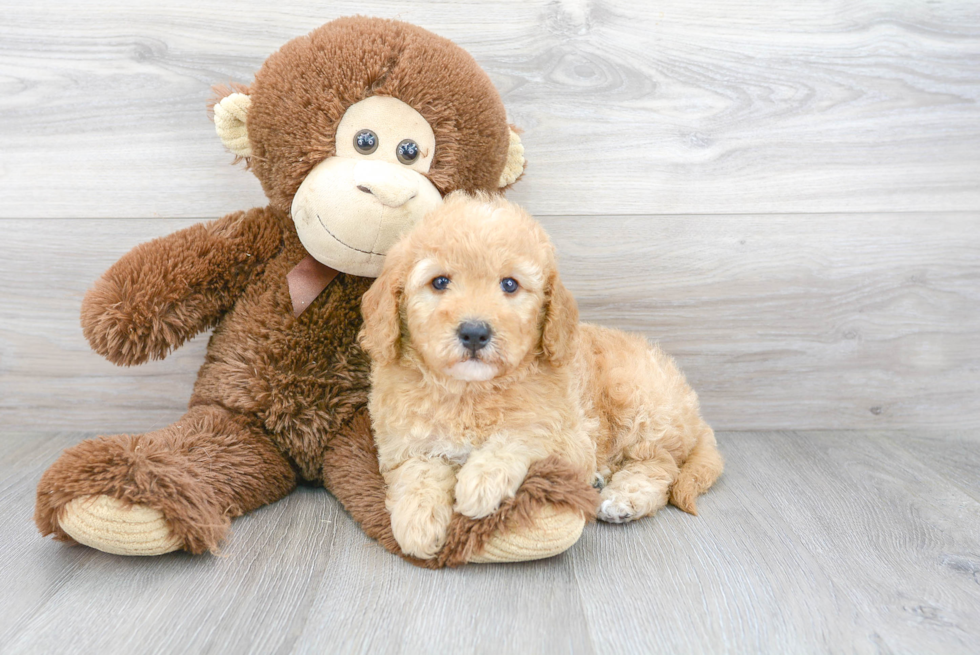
454, 458, 527, 519
389, 496, 453, 560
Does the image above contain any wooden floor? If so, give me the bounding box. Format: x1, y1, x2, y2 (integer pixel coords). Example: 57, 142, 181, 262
2, 430, 978, 654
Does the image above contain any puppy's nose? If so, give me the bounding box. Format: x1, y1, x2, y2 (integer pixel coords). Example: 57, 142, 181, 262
457, 321, 492, 353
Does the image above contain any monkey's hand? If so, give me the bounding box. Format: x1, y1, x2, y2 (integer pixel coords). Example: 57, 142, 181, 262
81, 207, 283, 366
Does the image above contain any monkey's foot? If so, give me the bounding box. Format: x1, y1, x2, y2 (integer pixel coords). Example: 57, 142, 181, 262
469, 505, 586, 563
59, 495, 183, 556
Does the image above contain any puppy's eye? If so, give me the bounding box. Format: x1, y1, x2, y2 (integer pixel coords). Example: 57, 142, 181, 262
396, 139, 420, 164
431, 276, 451, 291
354, 129, 378, 154
500, 277, 519, 294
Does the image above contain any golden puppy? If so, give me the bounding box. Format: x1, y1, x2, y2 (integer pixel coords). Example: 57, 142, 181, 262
360, 192, 723, 559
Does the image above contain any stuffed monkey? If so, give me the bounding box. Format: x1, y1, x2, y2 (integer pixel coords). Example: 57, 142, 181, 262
35, 17, 597, 567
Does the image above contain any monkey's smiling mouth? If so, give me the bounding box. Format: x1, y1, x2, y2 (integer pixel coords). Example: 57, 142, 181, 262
317, 214, 384, 256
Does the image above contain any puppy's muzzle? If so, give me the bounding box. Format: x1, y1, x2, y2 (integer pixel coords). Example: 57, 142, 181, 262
457, 321, 492, 354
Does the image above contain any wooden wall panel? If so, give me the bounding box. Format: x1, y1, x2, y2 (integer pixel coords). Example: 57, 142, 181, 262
1, 1, 977, 431
2, 214, 977, 432
1, 0, 978, 218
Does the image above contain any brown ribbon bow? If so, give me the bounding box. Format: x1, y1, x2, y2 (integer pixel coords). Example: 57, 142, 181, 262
286, 254, 340, 317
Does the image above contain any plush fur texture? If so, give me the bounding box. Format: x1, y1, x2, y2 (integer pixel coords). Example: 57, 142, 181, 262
237, 17, 515, 212
36, 404, 296, 554
361, 193, 724, 557
35, 17, 584, 566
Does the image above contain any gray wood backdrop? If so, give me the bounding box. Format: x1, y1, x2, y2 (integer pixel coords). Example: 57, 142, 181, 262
1, 0, 979, 432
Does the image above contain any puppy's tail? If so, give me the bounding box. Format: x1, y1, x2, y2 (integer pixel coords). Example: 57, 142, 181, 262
669, 425, 724, 516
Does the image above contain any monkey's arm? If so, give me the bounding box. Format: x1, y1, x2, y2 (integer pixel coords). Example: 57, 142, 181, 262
81, 207, 284, 366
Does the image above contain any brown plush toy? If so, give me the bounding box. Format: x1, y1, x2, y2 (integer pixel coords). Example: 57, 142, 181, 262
34, 17, 598, 567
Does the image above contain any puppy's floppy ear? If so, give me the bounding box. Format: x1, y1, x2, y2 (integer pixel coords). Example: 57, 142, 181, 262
359, 248, 407, 366
541, 272, 579, 366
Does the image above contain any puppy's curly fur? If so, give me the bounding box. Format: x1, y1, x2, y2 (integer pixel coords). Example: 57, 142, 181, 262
360, 192, 723, 559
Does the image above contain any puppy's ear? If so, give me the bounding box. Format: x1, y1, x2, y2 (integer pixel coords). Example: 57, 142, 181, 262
541, 273, 579, 366
359, 251, 406, 366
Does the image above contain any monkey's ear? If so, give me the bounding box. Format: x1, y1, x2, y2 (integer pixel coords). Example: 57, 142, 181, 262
497, 127, 526, 188
213, 92, 253, 158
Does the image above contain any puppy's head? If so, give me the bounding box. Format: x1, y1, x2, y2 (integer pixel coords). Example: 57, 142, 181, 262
360, 191, 578, 382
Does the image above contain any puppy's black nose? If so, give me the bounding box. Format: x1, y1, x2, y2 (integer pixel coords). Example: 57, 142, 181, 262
457, 321, 492, 353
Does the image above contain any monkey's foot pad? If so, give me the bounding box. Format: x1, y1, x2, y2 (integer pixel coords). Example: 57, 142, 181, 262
57, 495, 585, 562
470, 505, 586, 563
59, 495, 183, 556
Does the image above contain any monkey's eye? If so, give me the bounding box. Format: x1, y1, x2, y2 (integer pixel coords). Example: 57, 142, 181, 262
354, 129, 378, 154
396, 139, 420, 164
431, 276, 451, 291
500, 278, 519, 294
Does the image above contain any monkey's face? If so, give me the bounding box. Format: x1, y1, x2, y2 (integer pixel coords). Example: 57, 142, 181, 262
290, 96, 444, 277
214, 18, 529, 276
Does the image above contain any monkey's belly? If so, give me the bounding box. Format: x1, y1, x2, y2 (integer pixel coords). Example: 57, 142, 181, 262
190, 270, 373, 482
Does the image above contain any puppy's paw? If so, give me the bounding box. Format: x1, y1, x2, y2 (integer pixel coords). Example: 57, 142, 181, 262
597, 470, 670, 523
389, 496, 453, 560
597, 485, 654, 524
597, 497, 638, 524
454, 458, 527, 519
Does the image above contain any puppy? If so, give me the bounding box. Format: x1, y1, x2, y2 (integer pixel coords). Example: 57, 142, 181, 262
360, 192, 723, 559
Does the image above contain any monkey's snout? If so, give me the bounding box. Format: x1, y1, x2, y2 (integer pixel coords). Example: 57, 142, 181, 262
353, 160, 420, 208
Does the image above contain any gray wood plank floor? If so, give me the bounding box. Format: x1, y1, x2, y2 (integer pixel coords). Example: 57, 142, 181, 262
2, 430, 978, 654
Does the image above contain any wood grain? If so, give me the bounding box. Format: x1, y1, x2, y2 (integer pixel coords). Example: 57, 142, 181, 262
3, 431, 978, 653
1, 0, 979, 218
2, 214, 977, 433
3, 2, 978, 652
571, 431, 980, 653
